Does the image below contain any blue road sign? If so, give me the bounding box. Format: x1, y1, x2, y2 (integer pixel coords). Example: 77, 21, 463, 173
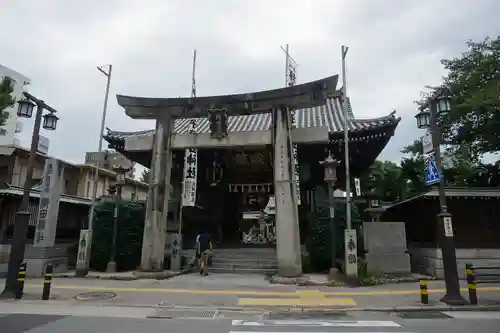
425, 155, 441, 185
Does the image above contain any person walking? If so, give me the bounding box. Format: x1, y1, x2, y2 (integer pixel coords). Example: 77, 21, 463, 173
196, 230, 212, 276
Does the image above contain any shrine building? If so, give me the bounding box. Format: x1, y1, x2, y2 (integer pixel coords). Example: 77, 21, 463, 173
104, 74, 400, 276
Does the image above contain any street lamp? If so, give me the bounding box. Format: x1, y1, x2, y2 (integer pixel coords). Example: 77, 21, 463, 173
320, 153, 340, 277
105, 160, 132, 273
1, 92, 59, 299
414, 85, 467, 305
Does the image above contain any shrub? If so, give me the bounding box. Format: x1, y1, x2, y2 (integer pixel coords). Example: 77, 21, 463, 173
90, 199, 145, 271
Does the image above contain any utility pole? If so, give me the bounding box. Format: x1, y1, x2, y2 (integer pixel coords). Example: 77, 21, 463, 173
75, 64, 112, 277
341, 45, 358, 281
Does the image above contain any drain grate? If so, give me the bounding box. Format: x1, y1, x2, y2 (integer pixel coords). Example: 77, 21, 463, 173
74, 292, 116, 301
396, 311, 452, 319
149, 309, 218, 319
267, 311, 348, 320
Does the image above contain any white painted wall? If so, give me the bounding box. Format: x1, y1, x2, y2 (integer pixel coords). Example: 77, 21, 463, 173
0, 65, 31, 146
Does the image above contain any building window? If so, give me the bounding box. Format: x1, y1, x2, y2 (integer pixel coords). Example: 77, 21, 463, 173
87, 181, 90, 197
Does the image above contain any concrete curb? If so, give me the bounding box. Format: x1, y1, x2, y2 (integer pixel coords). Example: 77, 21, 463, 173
52, 268, 193, 281
269, 304, 500, 313
3, 299, 500, 314
354, 304, 500, 312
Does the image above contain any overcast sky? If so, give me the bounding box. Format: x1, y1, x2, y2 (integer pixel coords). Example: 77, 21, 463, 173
1, 0, 498, 170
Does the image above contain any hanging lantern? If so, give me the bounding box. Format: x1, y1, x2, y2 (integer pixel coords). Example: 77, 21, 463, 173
319, 153, 340, 184
415, 108, 431, 129
435, 95, 452, 117
17, 98, 36, 118
42, 112, 59, 131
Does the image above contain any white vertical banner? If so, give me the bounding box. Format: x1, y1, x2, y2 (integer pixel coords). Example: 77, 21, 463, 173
344, 228, 358, 277
292, 128, 301, 205
354, 178, 361, 196
285, 45, 301, 205
181, 119, 198, 207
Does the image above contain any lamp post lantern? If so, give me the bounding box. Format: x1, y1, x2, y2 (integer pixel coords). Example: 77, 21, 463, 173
415, 85, 467, 305
1, 92, 59, 299
16, 98, 35, 118
42, 112, 59, 131
320, 153, 340, 276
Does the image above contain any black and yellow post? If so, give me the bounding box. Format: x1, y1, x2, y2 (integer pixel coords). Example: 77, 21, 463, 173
42, 263, 53, 300
420, 279, 429, 304
466, 263, 477, 305
15, 262, 27, 299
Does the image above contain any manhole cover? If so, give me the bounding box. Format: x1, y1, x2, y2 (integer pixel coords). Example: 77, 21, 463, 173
74, 292, 116, 301
396, 311, 452, 319
149, 309, 218, 319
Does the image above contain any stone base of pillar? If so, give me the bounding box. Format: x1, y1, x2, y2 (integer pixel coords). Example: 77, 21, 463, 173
26, 247, 68, 277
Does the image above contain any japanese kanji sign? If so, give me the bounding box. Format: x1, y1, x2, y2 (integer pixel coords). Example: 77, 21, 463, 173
182, 120, 198, 207
344, 229, 358, 277
34, 158, 63, 247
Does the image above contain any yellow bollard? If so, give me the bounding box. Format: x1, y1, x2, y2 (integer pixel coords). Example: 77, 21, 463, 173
419, 279, 429, 305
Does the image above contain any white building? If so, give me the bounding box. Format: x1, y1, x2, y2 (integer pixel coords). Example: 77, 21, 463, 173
0, 65, 30, 146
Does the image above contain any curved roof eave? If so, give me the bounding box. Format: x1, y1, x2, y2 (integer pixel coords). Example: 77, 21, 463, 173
117, 75, 339, 119
105, 97, 400, 142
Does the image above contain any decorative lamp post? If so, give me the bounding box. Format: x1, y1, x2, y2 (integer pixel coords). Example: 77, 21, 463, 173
1, 92, 59, 299
414, 85, 466, 305
320, 153, 340, 277
105, 158, 133, 273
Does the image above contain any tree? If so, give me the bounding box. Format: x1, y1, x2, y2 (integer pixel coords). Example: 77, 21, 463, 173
0, 77, 15, 126
140, 169, 150, 183
441, 36, 500, 157
359, 160, 405, 201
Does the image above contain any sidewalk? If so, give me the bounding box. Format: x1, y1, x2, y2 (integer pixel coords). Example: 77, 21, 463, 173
2, 273, 500, 312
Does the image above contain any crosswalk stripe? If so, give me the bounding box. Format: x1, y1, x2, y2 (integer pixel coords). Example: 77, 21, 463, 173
231, 320, 401, 327
230, 331, 410, 333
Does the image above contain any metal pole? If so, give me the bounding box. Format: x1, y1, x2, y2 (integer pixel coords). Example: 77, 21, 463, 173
1, 104, 44, 299
429, 101, 466, 305
76, 65, 112, 276
328, 184, 336, 269
285, 44, 290, 85
89, 64, 113, 231
106, 188, 119, 273
341, 45, 352, 230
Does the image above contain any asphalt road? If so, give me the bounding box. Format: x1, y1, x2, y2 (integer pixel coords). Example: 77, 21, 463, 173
1, 311, 500, 333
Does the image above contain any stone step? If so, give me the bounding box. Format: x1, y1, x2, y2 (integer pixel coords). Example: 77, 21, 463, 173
211, 258, 276, 264
209, 266, 277, 274
211, 264, 278, 271
181, 248, 277, 275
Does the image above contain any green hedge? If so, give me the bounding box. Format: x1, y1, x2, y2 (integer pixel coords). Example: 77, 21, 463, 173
90, 200, 145, 272
306, 201, 362, 272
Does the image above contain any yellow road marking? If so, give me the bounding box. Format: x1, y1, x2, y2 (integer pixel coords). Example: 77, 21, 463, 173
22, 284, 500, 297
239, 297, 356, 307
239, 289, 357, 307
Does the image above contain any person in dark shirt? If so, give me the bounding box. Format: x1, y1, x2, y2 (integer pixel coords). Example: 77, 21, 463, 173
196, 231, 212, 276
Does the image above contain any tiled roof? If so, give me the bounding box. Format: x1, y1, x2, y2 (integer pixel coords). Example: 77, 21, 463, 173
106, 96, 398, 139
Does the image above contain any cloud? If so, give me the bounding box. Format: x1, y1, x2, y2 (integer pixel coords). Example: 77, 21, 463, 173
0, 0, 497, 167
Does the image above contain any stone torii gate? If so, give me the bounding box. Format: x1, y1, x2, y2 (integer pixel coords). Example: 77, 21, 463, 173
116, 75, 338, 277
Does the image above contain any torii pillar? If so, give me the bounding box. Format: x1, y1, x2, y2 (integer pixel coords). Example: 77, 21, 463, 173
273, 106, 302, 277
140, 115, 174, 271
